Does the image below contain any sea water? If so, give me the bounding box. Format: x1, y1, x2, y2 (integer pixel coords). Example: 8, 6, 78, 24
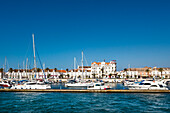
0, 83, 169, 113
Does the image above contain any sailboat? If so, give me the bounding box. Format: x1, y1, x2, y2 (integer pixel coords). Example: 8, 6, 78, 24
11, 34, 51, 89
65, 51, 93, 87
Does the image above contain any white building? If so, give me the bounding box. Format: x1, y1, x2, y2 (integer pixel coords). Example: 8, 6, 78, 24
91, 60, 117, 78
68, 66, 91, 79
117, 67, 170, 79
4, 69, 67, 80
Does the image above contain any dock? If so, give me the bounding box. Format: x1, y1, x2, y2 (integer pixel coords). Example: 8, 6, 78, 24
0, 89, 170, 93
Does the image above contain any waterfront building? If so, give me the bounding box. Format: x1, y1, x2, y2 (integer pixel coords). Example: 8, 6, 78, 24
68, 60, 117, 79
91, 60, 117, 79
117, 66, 170, 79
2, 60, 170, 80
4, 69, 67, 80
68, 66, 92, 79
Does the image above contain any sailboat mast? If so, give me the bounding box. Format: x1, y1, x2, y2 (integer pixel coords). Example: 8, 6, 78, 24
82, 51, 83, 79
32, 34, 37, 72
26, 58, 28, 78
74, 57, 76, 70
5, 56, 6, 73
3, 64, 4, 79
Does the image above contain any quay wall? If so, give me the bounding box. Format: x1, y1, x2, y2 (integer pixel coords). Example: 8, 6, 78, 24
0, 89, 169, 93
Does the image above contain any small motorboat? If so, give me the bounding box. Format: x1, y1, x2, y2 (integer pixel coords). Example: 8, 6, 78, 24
0, 81, 10, 88
11, 81, 51, 89
87, 82, 111, 90
65, 79, 93, 87
128, 80, 168, 90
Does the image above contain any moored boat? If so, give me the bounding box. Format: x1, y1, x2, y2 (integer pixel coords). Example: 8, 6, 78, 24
87, 82, 111, 90
128, 80, 168, 90
0, 81, 10, 88
11, 81, 51, 89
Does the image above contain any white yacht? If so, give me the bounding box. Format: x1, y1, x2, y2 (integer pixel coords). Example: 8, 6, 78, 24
0, 81, 10, 88
65, 82, 94, 87
87, 82, 111, 90
123, 80, 135, 86
128, 80, 168, 90
11, 81, 51, 89
65, 79, 93, 87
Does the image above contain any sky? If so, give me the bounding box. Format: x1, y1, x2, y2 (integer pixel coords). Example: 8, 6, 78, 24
0, 0, 170, 71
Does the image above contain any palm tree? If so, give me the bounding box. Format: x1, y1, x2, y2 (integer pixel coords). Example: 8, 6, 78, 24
54, 68, 57, 72
47, 74, 51, 78
67, 74, 70, 78
59, 74, 63, 79
92, 73, 96, 79
8, 68, 13, 79
158, 68, 163, 79
124, 68, 127, 79
66, 68, 69, 78
45, 67, 49, 70
145, 69, 150, 78
101, 67, 104, 79
109, 73, 112, 79
54, 68, 57, 78
118, 75, 121, 78
37, 68, 41, 79
45, 67, 50, 78
0, 68, 4, 78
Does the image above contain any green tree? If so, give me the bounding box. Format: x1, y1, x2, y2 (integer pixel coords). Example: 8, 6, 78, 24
37, 68, 41, 78
145, 69, 150, 78
8, 68, 13, 79
45, 67, 50, 78
54, 68, 57, 72
67, 74, 70, 78
118, 75, 121, 78
124, 68, 128, 79
9, 68, 13, 73
158, 68, 163, 79
45, 67, 50, 71
101, 67, 104, 78
92, 73, 96, 79
0, 68, 4, 78
37, 68, 41, 72
47, 74, 51, 78
59, 74, 63, 79
109, 73, 112, 78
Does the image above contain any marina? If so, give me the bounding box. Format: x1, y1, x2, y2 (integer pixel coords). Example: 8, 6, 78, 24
0, 82, 169, 93
0, 0, 170, 112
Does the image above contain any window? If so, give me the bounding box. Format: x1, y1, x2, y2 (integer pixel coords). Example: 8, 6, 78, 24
150, 85, 157, 87
27, 83, 36, 85
95, 84, 101, 86
139, 83, 144, 85
159, 85, 163, 88
144, 83, 151, 85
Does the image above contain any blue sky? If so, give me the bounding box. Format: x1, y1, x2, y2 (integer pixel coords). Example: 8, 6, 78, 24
0, 0, 170, 71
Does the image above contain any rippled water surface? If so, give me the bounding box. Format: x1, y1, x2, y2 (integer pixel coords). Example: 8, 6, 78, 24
0, 92, 170, 113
